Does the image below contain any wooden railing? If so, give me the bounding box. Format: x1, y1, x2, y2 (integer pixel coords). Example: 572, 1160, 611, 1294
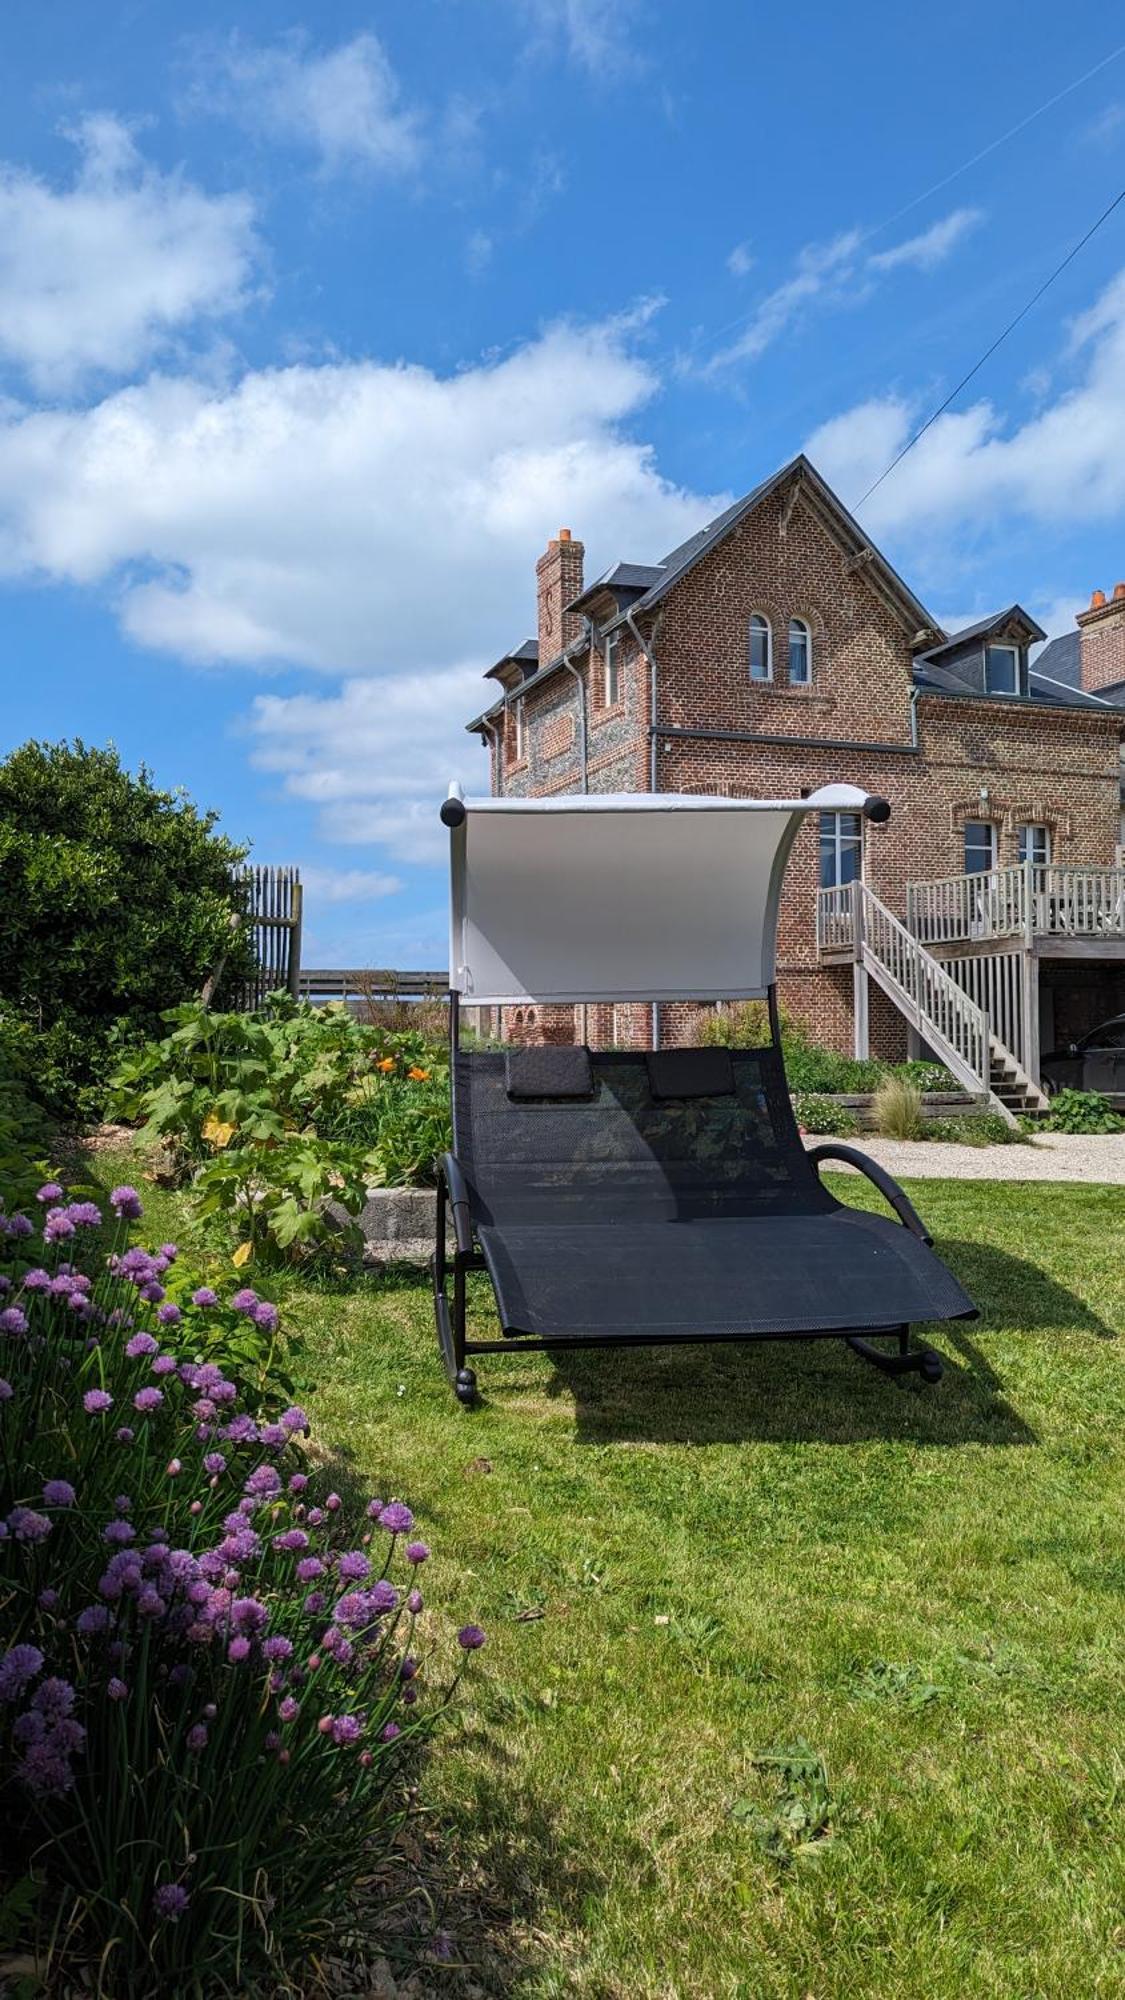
854, 882, 990, 1096
297, 969, 446, 1002
907, 862, 1125, 947
230, 865, 303, 1009
815, 883, 856, 954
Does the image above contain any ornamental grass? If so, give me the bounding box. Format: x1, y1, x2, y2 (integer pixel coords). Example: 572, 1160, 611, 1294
0, 1182, 482, 1996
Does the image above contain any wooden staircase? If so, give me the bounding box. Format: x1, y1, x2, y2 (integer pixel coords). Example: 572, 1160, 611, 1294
836, 882, 1048, 1125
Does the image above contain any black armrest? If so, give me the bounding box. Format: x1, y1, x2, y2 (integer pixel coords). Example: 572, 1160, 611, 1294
807, 1142, 933, 1245
438, 1152, 474, 1256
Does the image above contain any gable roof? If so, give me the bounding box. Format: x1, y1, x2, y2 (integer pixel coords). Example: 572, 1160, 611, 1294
615, 455, 943, 642
1033, 629, 1080, 687
916, 606, 1046, 662
912, 653, 1121, 711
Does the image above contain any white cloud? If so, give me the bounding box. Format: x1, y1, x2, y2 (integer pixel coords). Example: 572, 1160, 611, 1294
706, 207, 981, 374
0, 116, 258, 392
1084, 101, 1125, 150
868, 206, 982, 273
198, 32, 421, 176
465, 228, 494, 277
803, 264, 1125, 547
296, 864, 403, 903
726, 242, 754, 279
0, 314, 723, 861
519, 0, 639, 73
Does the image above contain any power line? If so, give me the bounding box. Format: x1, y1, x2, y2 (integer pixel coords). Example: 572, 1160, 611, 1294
692, 36, 1125, 366
857, 183, 1125, 506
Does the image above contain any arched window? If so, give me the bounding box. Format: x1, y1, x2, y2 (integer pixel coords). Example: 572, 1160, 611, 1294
749, 613, 772, 682
788, 617, 812, 684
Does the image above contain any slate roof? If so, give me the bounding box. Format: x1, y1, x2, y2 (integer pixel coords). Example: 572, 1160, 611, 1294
911, 655, 1120, 711
916, 606, 1046, 661
483, 638, 539, 684
1033, 629, 1081, 687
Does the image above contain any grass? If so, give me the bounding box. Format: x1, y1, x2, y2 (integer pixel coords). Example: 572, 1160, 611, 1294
86, 1145, 1125, 1997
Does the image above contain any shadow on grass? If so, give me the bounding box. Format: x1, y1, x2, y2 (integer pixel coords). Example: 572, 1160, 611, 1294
529, 1238, 1113, 1448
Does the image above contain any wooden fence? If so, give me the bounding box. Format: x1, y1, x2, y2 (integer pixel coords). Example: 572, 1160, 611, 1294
230, 866, 303, 1010
297, 969, 445, 1003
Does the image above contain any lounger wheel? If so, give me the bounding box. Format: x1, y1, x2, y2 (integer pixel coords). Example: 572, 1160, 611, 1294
454, 1367, 478, 1406
919, 1349, 943, 1383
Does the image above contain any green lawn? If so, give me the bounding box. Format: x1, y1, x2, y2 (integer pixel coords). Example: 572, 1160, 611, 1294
93, 1153, 1125, 1997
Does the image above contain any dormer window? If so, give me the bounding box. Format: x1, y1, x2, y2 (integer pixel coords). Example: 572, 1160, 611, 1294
749, 614, 772, 682
985, 643, 1021, 695
788, 617, 812, 684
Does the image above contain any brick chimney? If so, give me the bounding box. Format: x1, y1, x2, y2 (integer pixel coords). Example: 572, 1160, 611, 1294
1076, 583, 1125, 692
535, 528, 584, 666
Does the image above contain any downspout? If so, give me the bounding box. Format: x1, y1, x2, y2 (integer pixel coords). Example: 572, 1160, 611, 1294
563, 633, 589, 793
626, 605, 663, 1047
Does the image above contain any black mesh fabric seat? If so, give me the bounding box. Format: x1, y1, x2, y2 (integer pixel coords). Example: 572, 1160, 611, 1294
443, 1048, 974, 1356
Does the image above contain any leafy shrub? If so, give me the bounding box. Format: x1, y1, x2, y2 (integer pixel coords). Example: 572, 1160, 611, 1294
0, 741, 257, 1119
110, 998, 453, 1260
0, 1181, 481, 1994
0, 1010, 55, 1213
696, 1006, 952, 1095
925, 1113, 1024, 1147
696, 1000, 773, 1049
1039, 1088, 1125, 1135
873, 1074, 925, 1140
792, 1094, 860, 1138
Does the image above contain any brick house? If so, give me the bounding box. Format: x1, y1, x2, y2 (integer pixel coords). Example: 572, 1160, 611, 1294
466, 456, 1125, 1092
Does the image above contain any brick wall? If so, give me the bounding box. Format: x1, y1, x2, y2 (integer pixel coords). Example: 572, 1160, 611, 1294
1077, 591, 1125, 692
536, 530, 585, 667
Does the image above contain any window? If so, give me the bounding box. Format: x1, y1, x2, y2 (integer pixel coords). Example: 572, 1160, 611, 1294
819, 811, 863, 890
788, 617, 812, 684
603, 631, 621, 707
985, 643, 1021, 695
963, 820, 996, 874
749, 613, 772, 682
1018, 823, 1050, 867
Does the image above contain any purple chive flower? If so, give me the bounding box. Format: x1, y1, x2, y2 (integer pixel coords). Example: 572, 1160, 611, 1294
325, 1492, 341, 1513
22, 1269, 51, 1292
76, 1606, 110, 1636
295, 1556, 324, 1583
274, 1529, 309, 1554
0, 1645, 44, 1700
103, 1520, 136, 1546
43, 1209, 75, 1243
457, 1625, 487, 1651
228, 1637, 252, 1664
32, 1677, 76, 1720
381, 1721, 402, 1742
279, 1695, 300, 1723
38, 1589, 60, 1612
115, 1427, 135, 1445
263, 1635, 294, 1663
159, 1244, 178, 1263
251, 1301, 279, 1333
288, 1472, 309, 1494
231, 1596, 269, 1635
331, 1714, 362, 1746
153, 1884, 189, 1920
407, 1590, 423, 1615
125, 1332, 158, 1359
0, 1380, 11, 1402
36, 1182, 64, 1203
42, 1480, 76, 1508
186, 1723, 208, 1752
337, 1551, 370, 1584
133, 1387, 163, 1414
4, 1214, 32, 1240
231, 1288, 258, 1315
156, 1303, 181, 1327
406, 1541, 430, 1566
10, 1508, 52, 1543
304, 1592, 327, 1616
83, 1390, 112, 1415
203, 1452, 227, 1476
107, 1678, 129, 1701
67, 1202, 102, 1229
190, 1287, 218, 1308
110, 1186, 143, 1220
151, 1355, 178, 1377
379, 1502, 413, 1535
244, 1465, 281, 1499
139, 1282, 165, 1305
0, 1308, 28, 1335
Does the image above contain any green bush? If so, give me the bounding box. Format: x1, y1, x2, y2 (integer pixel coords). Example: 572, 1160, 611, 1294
1039, 1088, 1125, 1135
0, 1009, 55, 1212
792, 1093, 860, 1138
0, 741, 256, 1119
110, 997, 453, 1263
696, 1006, 951, 1095
925, 1112, 1023, 1147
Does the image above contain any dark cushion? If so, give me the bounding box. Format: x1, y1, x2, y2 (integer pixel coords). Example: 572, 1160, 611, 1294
505, 1045, 594, 1100
646, 1048, 735, 1099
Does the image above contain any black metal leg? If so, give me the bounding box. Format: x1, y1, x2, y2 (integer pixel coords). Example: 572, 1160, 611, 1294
451, 1258, 477, 1403
845, 1327, 942, 1382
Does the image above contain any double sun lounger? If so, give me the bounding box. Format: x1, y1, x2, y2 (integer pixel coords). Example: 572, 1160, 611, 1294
432, 785, 976, 1403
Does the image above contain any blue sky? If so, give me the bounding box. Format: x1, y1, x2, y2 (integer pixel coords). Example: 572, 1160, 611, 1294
3, 1, 1125, 967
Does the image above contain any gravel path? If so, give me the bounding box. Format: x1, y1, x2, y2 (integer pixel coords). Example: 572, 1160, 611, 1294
804, 1131, 1125, 1183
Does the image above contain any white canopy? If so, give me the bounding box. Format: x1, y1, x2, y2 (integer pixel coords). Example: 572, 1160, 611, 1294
442, 783, 887, 1005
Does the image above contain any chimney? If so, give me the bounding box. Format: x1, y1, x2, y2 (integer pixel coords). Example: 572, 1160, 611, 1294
1076, 584, 1125, 692
536, 528, 585, 666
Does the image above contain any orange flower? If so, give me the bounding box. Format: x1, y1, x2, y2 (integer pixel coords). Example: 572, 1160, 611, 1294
376, 1056, 396, 1073
407, 1066, 430, 1082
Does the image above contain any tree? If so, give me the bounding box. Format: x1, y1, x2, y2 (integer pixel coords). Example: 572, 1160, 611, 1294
0, 741, 257, 1116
